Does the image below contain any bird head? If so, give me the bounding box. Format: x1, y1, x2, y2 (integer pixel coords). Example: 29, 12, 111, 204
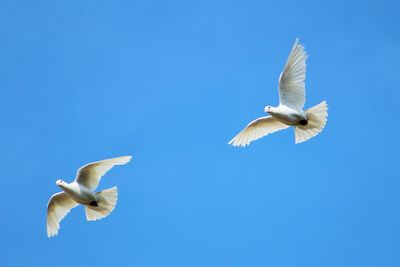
264, 106, 273, 114
56, 179, 65, 187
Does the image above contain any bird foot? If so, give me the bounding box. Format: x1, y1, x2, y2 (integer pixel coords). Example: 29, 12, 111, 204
299, 120, 308, 125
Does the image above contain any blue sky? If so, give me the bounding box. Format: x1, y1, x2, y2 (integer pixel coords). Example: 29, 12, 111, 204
1, 0, 400, 266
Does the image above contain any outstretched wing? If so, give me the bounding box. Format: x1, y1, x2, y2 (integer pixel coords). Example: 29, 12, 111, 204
47, 192, 78, 238
228, 116, 289, 147
75, 156, 132, 190
278, 38, 308, 111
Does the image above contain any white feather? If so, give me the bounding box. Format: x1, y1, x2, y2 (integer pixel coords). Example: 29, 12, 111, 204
46, 192, 78, 237
85, 186, 118, 221
278, 38, 308, 111
295, 101, 328, 143
75, 156, 131, 191
228, 116, 289, 147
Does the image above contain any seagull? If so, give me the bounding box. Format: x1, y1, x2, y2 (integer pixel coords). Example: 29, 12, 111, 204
228, 39, 328, 147
46, 155, 132, 237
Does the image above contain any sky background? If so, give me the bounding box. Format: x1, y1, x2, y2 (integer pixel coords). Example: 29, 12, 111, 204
1, 0, 400, 266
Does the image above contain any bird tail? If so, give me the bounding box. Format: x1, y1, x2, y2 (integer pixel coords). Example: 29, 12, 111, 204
295, 101, 328, 144
85, 186, 118, 221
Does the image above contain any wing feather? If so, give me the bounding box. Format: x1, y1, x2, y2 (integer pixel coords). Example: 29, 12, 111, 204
75, 156, 132, 191
228, 116, 289, 147
46, 192, 78, 237
278, 38, 308, 111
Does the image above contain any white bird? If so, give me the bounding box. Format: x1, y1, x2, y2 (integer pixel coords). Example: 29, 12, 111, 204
228, 39, 328, 147
46, 155, 132, 237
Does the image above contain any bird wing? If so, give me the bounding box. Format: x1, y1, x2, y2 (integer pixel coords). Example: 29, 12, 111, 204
228, 116, 290, 147
75, 156, 132, 191
278, 38, 308, 111
47, 192, 78, 237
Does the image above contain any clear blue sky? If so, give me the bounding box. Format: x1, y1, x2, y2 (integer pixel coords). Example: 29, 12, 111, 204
1, 0, 399, 266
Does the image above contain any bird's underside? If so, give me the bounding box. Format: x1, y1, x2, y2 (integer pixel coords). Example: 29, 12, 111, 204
268, 107, 307, 126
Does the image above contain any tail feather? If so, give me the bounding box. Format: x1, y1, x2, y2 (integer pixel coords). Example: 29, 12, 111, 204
295, 101, 328, 144
85, 186, 118, 221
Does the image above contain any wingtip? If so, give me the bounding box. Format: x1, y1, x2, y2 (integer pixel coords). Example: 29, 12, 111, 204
46, 224, 58, 238
227, 139, 240, 148
228, 133, 251, 148
119, 155, 132, 163
227, 140, 248, 148
47, 232, 55, 238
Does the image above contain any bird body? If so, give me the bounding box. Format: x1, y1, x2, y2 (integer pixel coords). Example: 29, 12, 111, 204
56, 180, 97, 205
46, 155, 132, 237
228, 39, 328, 147
266, 105, 307, 126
